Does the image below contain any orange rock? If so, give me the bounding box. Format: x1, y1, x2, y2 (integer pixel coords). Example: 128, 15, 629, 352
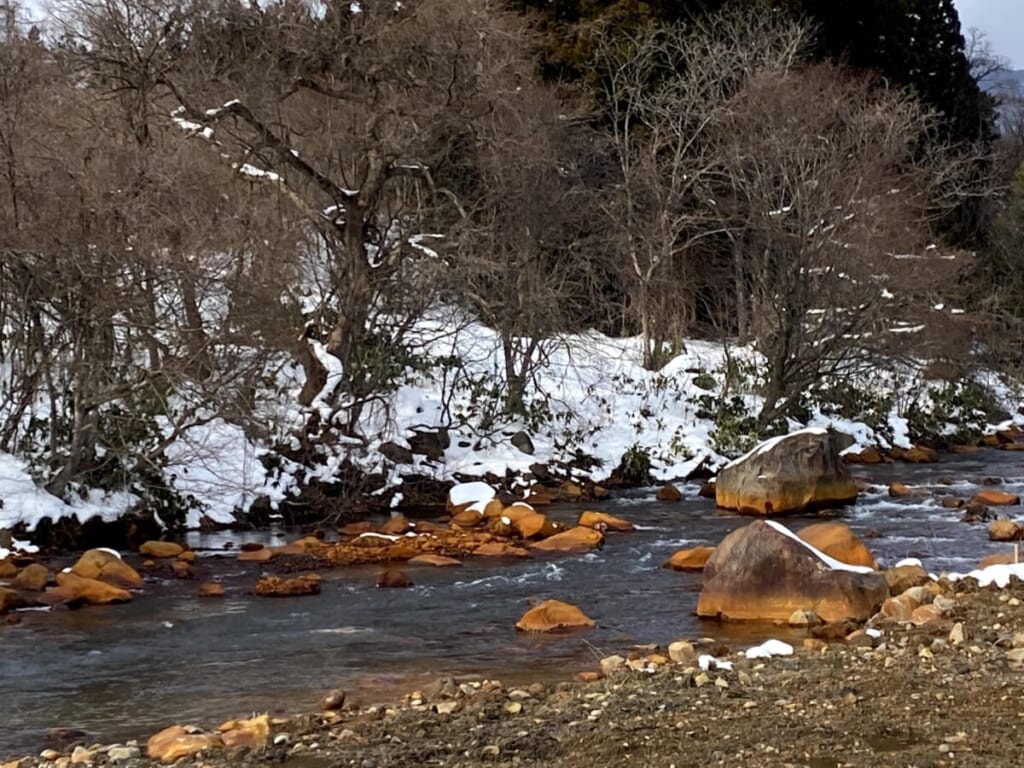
408, 554, 462, 567
880, 594, 919, 622
971, 490, 1020, 507
715, 431, 857, 516
529, 526, 603, 554
379, 515, 411, 535
888, 483, 913, 498
559, 481, 584, 501
515, 599, 595, 632
139, 541, 184, 559
218, 714, 268, 751
578, 511, 634, 532
237, 546, 274, 562
884, 565, 930, 594
14, 563, 48, 591
859, 446, 883, 464
802, 638, 828, 652
176, 551, 198, 563
901, 445, 938, 463
71, 549, 143, 589
146, 726, 223, 763
479, 499, 505, 518
988, 519, 1023, 542
978, 551, 1019, 569
911, 604, 944, 626
797, 523, 878, 569
502, 503, 537, 524
450, 509, 484, 529
1001, 442, 1024, 452
662, 546, 716, 572
0, 586, 27, 613
656, 485, 682, 502
339, 521, 373, 537
48, 572, 132, 606
473, 542, 529, 558
514, 512, 556, 539
981, 434, 1001, 447
940, 497, 964, 509
376, 569, 413, 588
0, 559, 16, 579
252, 573, 321, 597
170, 561, 192, 579
696, 520, 888, 623
575, 671, 602, 683
698, 482, 716, 499
198, 582, 225, 597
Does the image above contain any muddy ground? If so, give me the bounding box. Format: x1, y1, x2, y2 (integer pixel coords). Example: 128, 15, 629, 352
10, 576, 1024, 768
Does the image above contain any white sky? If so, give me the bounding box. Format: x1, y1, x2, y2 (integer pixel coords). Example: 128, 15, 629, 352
955, 0, 1024, 69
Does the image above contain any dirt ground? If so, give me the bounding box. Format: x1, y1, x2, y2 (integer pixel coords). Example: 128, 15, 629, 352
9, 577, 1024, 768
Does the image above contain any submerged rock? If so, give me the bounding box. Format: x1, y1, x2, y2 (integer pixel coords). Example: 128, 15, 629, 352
515, 599, 595, 632
715, 429, 858, 516
697, 520, 888, 622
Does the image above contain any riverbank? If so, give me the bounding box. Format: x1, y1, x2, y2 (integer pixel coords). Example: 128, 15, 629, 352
4, 575, 1022, 768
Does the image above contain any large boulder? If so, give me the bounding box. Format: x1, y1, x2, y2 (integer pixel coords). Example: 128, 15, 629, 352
715, 428, 858, 515
797, 523, 878, 569
71, 549, 143, 589
697, 520, 889, 622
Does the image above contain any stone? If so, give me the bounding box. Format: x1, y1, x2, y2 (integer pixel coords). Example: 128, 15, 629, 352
237, 546, 274, 562
971, 490, 1020, 507
198, 582, 225, 597
948, 622, 966, 645
797, 522, 878, 569
910, 604, 944, 626
802, 638, 828, 652
146, 726, 223, 763
472, 542, 529, 558
320, 690, 346, 711
940, 497, 965, 509
662, 546, 716, 572
529, 526, 603, 554
577, 511, 634, 532
14, 563, 49, 591
978, 552, 1019, 569
668, 640, 697, 664
449, 509, 484, 529
70, 550, 143, 589
1007, 648, 1024, 671
48, 572, 132, 606
788, 609, 821, 627
880, 594, 919, 622
408, 554, 462, 567
435, 700, 461, 715
888, 482, 918, 498
559, 481, 584, 501
0, 558, 18, 578
988, 519, 1023, 541
376, 569, 413, 588
379, 514, 412, 535
715, 429, 858, 515
139, 541, 184, 559
106, 747, 141, 762
170, 561, 192, 579
379, 441, 414, 465
69, 747, 94, 764
251, 573, 321, 597
575, 671, 602, 683
513, 512, 557, 540
656, 485, 683, 502
0, 586, 27, 613
696, 520, 889, 622
884, 564, 931, 595
902, 445, 938, 463
599, 655, 625, 676
515, 599, 595, 632
218, 714, 269, 751
510, 431, 535, 455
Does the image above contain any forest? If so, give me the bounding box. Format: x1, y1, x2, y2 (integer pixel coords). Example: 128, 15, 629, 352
2, 0, 1024, 536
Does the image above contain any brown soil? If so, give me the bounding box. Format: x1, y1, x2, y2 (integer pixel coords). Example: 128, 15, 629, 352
13, 577, 1024, 768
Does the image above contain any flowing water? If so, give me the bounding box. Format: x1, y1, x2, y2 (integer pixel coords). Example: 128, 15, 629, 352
2, 450, 1023, 755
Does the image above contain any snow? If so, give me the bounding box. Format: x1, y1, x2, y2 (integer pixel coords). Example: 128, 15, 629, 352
697, 654, 734, 671
946, 563, 1024, 589
744, 639, 794, 659
764, 520, 875, 574
448, 482, 496, 507
894, 557, 922, 568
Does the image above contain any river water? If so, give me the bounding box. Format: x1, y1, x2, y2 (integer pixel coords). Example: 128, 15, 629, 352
2, 450, 1022, 755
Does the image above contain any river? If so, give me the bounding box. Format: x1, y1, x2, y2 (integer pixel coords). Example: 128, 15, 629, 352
1, 450, 1021, 756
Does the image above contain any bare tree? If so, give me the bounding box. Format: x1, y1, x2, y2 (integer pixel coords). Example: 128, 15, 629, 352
713, 63, 967, 429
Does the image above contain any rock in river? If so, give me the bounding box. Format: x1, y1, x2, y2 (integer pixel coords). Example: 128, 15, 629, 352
252, 573, 321, 597
71, 549, 143, 589
715, 428, 858, 516
515, 599, 595, 633
697, 520, 889, 622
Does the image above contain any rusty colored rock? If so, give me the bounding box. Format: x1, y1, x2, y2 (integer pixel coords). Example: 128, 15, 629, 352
139, 541, 184, 559
47, 572, 132, 606
14, 563, 48, 591
663, 546, 716, 572
515, 599, 595, 633
656, 485, 682, 502
408, 554, 462, 567
529, 526, 603, 554
71, 549, 143, 589
146, 726, 222, 763
797, 522, 878, 569
252, 573, 321, 597
972, 490, 1020, 507
198, 582, 225, 597
578, 511, 634, 532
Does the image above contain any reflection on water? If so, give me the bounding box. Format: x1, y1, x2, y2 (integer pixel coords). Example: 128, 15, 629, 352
2, 449, 1022, 755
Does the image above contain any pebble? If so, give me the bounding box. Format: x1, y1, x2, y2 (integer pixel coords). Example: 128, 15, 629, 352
600, 655, 625, 676
505, 702, 522, 715
69, 747, 93, 765
39, 752, 60, 762
948, 623, 965, 646
273, 734, 290, 746
435, 701, 460, 715
1010, 598, 1021, 607
106, 747, 140, 762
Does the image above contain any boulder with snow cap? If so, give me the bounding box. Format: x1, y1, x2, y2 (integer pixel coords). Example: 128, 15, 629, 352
715, 428, 858, 516
697, 520, 889, 622
71, 549, 143, 589
447, 482, 496, 514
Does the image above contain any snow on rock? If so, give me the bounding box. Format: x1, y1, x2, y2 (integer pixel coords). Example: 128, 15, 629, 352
697, 654, 734, 671
448, 482, 496, 508
894, 557, 923, 568
764, 520, 875, 574
722, 427, 828, 470
744, 639, 794, 659
946, 563, 1024, 589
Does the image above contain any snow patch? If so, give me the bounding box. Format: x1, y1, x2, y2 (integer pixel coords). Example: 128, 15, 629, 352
744, 639, 794, 659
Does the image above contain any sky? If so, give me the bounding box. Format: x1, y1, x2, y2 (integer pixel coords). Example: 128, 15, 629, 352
955, 0, 1024, 69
